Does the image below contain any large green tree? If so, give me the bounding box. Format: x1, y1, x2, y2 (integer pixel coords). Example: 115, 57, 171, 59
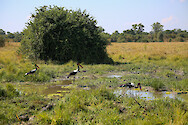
151, 22, 163, 33
151, 22, 163, 41
137, 23, 144, 33
110, 30, 119, 42
21, 6, 112, 64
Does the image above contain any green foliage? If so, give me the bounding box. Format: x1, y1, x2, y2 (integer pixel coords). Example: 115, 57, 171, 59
0, 84, 19, 98
21, 6, 112, 64
0, 86, 7, 97
31, 87, 188, 125
0, 29, 5, 35
100, 32, 111, 45
109, 27, 188, 43
0, 91, 52, 124
132, 23, 144, 34
6, 84, 19, 97
176, 36, 184, 42
13, 32, 22, 42
0, 35, 5, 47
151, 22, 164, 34
150, 78, 165, 91
157, 31, 164, 42
110, 30, 120, 42
7, 32, 15, 39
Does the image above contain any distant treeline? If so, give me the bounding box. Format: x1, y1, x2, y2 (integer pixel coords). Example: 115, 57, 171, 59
1, 22, 188, 47
0, 29, 22, 42
0, 29, 22, 47
100, 22, 188, 43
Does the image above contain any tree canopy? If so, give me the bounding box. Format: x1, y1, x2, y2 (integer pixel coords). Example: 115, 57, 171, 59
20, 6, 113, 64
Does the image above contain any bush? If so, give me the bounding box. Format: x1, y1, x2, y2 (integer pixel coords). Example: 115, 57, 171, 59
176, 37, 184, 42
0, 35, 5, 47
6, 84, 19, 97
157, 31, 164, 42
0, 86, 7, 97
150, 78, 165, 91
21, 6, 113, 64
0, 84, 19, 98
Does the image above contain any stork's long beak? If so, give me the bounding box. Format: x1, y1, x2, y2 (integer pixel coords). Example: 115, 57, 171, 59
78, 63, 83, 68
36, 65, 40, 68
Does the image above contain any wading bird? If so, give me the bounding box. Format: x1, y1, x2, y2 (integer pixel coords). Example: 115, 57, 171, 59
25, 64, 39, 76
127, 83, 142, 90
67, 63, 83, 78
120, 83, 142, 90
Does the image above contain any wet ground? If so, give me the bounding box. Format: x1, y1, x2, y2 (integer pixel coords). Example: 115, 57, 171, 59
17, 74, 187, 101
114, 88, 186, 101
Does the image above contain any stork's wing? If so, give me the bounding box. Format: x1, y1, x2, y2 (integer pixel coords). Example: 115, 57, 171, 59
30, 69, 37, 73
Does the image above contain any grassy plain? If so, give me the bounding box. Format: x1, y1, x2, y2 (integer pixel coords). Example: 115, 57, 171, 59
0, 42, 188, 124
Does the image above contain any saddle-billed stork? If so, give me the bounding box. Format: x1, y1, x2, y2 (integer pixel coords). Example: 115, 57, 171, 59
120, 83, 142, 90
67, 63, 83, 78
25, 64, 39, 76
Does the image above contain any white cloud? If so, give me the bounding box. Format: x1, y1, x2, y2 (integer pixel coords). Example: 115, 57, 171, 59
162, 16, 173, 24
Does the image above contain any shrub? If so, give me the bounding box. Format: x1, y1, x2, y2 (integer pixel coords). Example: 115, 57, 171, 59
21, 6, 113, 64
0, 84, 19, 98
150, 78, 165, 91
0, 35, 5, 47
157, 31, 164, 42
6, 84, 19, 97
0, 86, 7, 97
176, 36, 184, 42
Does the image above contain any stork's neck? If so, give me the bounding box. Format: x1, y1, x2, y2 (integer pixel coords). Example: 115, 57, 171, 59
77, 66, 80, 71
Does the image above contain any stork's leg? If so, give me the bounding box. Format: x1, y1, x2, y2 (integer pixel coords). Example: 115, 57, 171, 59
73, 76, 75, 83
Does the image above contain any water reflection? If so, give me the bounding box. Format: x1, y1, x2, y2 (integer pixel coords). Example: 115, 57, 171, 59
43, 85, 70, 95
107, 75, 122, 78
114, 89, 183, 101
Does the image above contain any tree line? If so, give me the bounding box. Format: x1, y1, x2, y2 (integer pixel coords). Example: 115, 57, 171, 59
101, 22, 188, 43
1, 21, 188, 47
0, 29, 22, 47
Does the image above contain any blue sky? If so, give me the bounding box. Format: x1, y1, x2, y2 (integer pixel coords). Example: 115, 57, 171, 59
1, 0, 188, 34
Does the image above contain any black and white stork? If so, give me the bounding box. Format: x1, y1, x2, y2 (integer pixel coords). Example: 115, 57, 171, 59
127, 83, 142, 90
120, 83, 142, 90
25, 64, 39, 76
67, 63, 83, 78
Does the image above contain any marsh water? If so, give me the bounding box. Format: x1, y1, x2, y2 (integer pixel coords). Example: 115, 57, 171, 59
42, 81, 186, 101
113, 89, 185, 101
19, 75, 187, 101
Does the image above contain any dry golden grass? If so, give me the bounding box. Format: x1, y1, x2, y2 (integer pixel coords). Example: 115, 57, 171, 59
0, 42, 21, 65
1, 42, 188, 65
107, 42, 188, 63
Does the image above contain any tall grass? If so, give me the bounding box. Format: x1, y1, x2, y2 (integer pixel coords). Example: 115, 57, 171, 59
107, 42, 188, 65
107, 42, 188, 91
0, 42, 64, 82
32, 87, 188, 125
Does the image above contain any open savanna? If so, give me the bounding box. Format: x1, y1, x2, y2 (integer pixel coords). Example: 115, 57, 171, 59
0, 42, 188, 125
107, 42, 188, 65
